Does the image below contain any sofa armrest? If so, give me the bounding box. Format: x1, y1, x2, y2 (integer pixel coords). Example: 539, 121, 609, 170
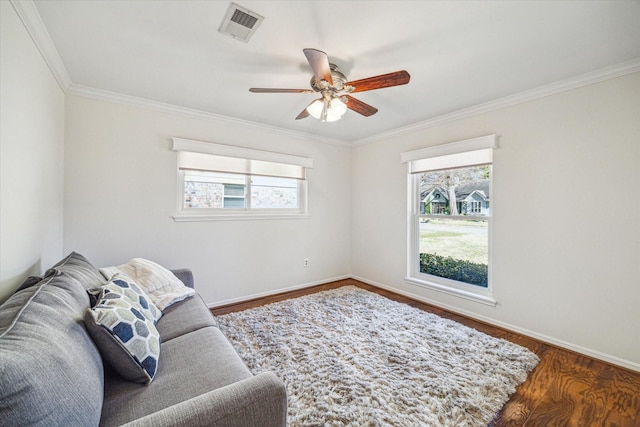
171, 269, 194, 289
120, 372, 287, 427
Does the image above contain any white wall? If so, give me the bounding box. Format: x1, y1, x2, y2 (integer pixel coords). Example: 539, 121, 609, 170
5, 0, 638, 370
63, 95, 351, 305
0, 2, 65, 303
351, 72, 640, 370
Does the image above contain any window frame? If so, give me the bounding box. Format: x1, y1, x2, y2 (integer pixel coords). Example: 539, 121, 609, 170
172, 138, 311, 221
402, 135, 497, 306
177, 170, 307, 220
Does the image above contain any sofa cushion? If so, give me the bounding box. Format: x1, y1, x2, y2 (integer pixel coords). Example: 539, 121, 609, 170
85, 292, 161, 384
171, 268, 194, 289
48, 251, 106, 289
16, 274, 43, 291
0, 273, 104, 426
100, 326, 252, 426
100, 258, 195, 310
89, 275, 162, 324
156, 293, 217, 342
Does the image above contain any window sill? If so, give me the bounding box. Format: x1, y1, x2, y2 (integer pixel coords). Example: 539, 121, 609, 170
173, 213, 310, 222
404, 276, 497, 307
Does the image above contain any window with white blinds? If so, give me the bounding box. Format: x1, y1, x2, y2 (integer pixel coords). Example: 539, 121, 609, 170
402, 135, 497, 306
172, 138, 313, 221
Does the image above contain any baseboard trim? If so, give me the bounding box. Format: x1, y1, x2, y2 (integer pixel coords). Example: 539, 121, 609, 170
207, 275, 351, 309
351, 275, 640, 373
205, 273, 639, 372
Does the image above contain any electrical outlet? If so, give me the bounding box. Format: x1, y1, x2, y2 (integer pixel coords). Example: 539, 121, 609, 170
304, 258, 309, 267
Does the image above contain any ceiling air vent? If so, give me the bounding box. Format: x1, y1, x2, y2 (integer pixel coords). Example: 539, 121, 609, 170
219, 3, 264, 43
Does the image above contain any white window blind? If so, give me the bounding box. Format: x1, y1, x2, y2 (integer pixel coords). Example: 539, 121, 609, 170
172, 137, 313, 180
401, 134, 496, 173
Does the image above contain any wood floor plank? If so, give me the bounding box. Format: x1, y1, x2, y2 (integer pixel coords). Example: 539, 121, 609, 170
209, 280, 640, 426
489, 345, 555, 427
524, 349, 600, 426
594, 361, 640, 426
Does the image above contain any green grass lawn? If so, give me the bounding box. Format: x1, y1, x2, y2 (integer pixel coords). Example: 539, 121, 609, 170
419, 220, 488, 265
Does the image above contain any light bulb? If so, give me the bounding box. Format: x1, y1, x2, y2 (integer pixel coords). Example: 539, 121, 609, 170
329, 97, 347, 116
306, 99, 324, 119
306, 97, 347, 122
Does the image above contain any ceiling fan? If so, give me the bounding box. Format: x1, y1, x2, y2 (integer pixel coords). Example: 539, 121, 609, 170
249, 48, 410, 122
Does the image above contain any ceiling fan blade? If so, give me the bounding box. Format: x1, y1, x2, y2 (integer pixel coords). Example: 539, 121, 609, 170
303, 48, 333, 85
345, 95, 378, 117
295, 108, 310, 120
295, 97, 323, 120
249, 88, 312, 93
346, 70, 410, 93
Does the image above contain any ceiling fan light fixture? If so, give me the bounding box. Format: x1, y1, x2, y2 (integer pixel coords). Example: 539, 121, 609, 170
306, 99, 324, 119
329, 97, 347, 116
306, 97, 347, 122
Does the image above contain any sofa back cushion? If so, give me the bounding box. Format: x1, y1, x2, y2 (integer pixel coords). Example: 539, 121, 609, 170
0, 254, 105, 426
48, 251, 106, 289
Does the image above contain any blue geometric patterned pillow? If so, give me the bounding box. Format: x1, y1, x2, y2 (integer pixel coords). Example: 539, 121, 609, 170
84, 292, 160, 384
88, 275, 162, 324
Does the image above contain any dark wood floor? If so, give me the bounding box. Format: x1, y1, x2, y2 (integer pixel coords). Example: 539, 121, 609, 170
211, 279, 640, 427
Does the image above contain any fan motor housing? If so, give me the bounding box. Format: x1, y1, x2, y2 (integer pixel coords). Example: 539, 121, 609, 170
311, 63, 347, 92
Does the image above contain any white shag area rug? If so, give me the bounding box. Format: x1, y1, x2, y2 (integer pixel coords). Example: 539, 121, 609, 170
216, 286, 539, 427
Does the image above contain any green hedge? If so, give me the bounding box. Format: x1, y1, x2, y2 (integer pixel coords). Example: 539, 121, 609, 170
419, 253, 488, 287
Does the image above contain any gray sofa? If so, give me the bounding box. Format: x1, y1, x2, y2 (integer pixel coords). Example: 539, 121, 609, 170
0, 252, 287, 426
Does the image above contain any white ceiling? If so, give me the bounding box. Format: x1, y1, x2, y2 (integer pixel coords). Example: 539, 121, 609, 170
31, 0, 640, 143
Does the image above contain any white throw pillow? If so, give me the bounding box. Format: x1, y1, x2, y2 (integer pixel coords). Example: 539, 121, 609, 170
100, 258, 195, 311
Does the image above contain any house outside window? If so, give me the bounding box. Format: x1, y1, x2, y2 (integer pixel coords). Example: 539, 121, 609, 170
468, 200, 483, 214
184, 171, 246, 208
173, 138, 312, 221
402, 135, 497, 306
223, 183, 246, 208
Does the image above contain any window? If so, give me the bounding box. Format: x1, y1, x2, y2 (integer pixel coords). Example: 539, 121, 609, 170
417, 165, 490, 286
250, 176, 299, 209
172, 138, 312, 220
184, 171, 246, 209
183, 172, 300, 210
402, 135, 497, 306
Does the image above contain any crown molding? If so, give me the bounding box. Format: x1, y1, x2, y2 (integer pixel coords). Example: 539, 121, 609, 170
13, 0, 346, 146
14, 0, 639, 148
10, 0, 71, 90
67, 84, 349, 146
352, 57, 640, 146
